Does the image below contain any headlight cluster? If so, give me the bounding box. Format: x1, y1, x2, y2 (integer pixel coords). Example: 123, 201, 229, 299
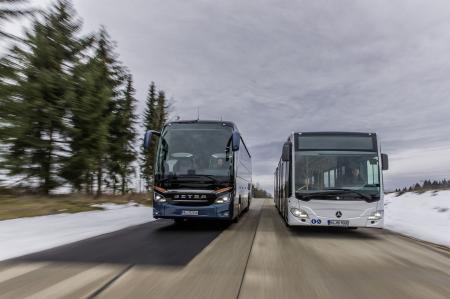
154, 192, 166, 203
368, 210, 383, 220
291, 208, 309, 219
215, 193, 231, 204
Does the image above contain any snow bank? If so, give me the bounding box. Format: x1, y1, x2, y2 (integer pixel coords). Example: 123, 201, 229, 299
0, 203, 154, 261
384, 190, 450, 247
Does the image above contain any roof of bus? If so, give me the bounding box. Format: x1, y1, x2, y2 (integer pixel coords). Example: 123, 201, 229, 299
166, 119, 238, 130
294, 131, 376, 136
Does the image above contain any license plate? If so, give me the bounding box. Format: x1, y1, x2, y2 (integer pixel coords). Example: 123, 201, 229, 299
181, 210, 198, 216
327, 220, 349, 226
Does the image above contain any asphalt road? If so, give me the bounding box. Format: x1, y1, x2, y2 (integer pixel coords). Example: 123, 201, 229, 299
0, 198, 449, 299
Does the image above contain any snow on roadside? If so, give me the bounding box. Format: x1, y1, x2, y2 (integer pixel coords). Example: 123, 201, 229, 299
384, 190, 450, 248
0, 203, 154, 261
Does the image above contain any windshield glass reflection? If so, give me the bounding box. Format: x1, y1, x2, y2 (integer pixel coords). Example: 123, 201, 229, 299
155, 123, 233, 185
295, 152, 380, 193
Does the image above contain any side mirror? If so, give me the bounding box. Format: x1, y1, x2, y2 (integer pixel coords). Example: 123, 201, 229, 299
282, 142, 291, 161
381, 153, 389, 170
143, 130, 160, 150
232, 131, 240, 151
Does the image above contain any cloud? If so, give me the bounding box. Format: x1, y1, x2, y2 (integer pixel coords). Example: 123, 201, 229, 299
7, 0, 450, 192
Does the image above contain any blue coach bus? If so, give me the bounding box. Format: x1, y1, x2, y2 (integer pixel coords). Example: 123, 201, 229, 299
143, 120, 252, 224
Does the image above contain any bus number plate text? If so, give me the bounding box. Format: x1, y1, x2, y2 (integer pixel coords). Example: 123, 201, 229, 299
328, 220, 349, 226
182, 210, 199, 216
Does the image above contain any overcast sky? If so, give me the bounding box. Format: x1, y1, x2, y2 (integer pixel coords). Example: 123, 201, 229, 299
4, 0, 450, 191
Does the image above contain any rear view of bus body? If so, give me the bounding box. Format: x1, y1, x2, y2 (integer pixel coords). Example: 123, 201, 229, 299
274, 132, 388, 228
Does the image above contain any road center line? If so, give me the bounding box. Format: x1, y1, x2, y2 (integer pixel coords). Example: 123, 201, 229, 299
237, 198, 266, 299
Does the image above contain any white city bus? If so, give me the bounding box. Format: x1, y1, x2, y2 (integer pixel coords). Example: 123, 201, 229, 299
274, 132, 388, 228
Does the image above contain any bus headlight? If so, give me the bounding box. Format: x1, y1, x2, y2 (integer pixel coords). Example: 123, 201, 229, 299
215, 194, 231, 204
368, 210, 383, 220
154, 193, 166, 203
291, 208, 309, 219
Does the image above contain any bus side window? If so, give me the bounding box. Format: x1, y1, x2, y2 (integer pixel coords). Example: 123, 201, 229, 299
288, 158, 292, 197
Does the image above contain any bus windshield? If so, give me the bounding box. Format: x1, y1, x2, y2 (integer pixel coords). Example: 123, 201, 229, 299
155, 123, 234, 185
294, 151, 380, 194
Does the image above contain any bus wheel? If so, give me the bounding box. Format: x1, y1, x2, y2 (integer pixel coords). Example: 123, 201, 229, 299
233, 204, 241, 223
284, 209, 290, 227
284, 215, 291, 228
244, 197, 250, 212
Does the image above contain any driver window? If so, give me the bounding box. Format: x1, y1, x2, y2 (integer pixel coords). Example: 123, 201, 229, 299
170, 153, 195, 175
209, 153, 227, 169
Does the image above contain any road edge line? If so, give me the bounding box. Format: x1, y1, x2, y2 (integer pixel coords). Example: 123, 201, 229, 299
384, 229, 450, 256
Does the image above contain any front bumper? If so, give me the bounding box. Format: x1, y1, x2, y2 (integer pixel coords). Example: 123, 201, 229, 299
287, 212, 384, 228
153, 202, 232, 220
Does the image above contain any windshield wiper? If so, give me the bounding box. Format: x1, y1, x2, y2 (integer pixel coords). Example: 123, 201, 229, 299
155, 176, 175, 184
296, 189, 352, 200
296, 191, 338, 201
175, 174, 221, 184
296, 188, 378, 202
324, 188, 376, 202
194, 174, 220, 183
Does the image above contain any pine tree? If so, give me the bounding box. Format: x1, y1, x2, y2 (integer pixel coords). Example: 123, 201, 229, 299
414, 183, 421, 191
252, 183, 272, 198
140, 82, 158, 190
140, 85, 169, 191
108, 75, 137, 194
61, 56, 110, 193
156, 90, 168, 128
60, 25, 125, 196
118, 76, 137, 193
0, 0, 85, 194
91, 27, 126, 196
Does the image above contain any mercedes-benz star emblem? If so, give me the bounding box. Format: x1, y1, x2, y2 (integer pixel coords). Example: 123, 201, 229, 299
336, 211, 342, 218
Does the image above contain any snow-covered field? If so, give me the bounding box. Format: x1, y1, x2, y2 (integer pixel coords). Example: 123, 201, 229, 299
0, 203, 154, 261
385, 190, 450, 248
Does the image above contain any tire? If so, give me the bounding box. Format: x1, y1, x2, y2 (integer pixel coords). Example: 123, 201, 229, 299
233, 203, 241, 223
283, 206, 292, 227
284, 210, 291, 227
243, 197, 250, 212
